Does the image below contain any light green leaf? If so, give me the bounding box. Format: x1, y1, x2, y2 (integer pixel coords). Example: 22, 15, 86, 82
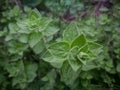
87, 50, 96, 57
71, 34, 86, 48
17, 19, 30, 33
88, 41, 102, 50
42, 51, 66, 68
77, 52, 89, 65
7, 41, 28, 55
28, 32, 42, 48
29, 9, 41, 19
5, 34, 13, 41
32, 39, 45, 54
42, 26, 59, 36
8, 41, 28, 55
8, 23, 19, 34
48, 42, 70, 58
18, 34, 28, 43
68, 53, 81, 71
68, 46, 81, 71
88, 41, 102, 55
63, 22, 79, 43
38, 17, 52, 32
82, 61, 97, 71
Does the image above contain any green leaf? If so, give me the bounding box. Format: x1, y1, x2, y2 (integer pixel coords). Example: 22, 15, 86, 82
68, 46, 82, 71
5, 34, 13, 41
88, 41, 102, 50
6, 60, 26, 89
116, 63, 120, 72
68, 53, 81, 71
28, 32, 42, 48
82, 61, 97, 71
41, 69, 56, 83
18, 34, 28, 43
47, 42, 70, 58
12, 75, 27, 89
80, 72, 93, 79
8, 23, 19, 34
42, 26, 59, 36
6, 60, 38, 89
6, 60, 24, 77
81, 79, 89, 87
8, 41, 28, 55
87, 50, 96, 57
88, 41, 102, 55
79, 44, 88, 52
61, 62, 80, 85
71, 34, 86, 48
17, 19, 32, 34
38, 17, 52, 32
32, 39, 45, 54
0, 28, 7, 37
63, 22, 79, 43
77, 52, 89, 65
42, 51, 66, 68
25, 62, 38, 82
29, 9, 41, 19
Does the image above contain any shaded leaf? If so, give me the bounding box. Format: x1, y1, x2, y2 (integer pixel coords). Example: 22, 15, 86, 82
116, 63, 120, 72
61, 62, 80, 85
25, 62, 38, 82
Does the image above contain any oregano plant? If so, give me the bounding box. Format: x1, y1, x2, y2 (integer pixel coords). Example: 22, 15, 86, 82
0, 4, 106, 90
0, 8, 59, 89
42, 22, 101, 72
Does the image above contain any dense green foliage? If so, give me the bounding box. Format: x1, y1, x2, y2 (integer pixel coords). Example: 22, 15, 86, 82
0, 0, 120, 90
